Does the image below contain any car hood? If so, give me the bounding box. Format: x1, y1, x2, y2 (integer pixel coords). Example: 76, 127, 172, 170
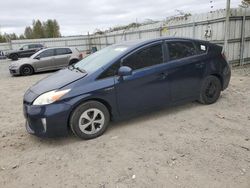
25, 68, 87, 103
10, 58, 34, 67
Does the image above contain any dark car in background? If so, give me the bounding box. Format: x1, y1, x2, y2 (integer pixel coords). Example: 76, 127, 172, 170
6, 44, 45, 60
23, 37, 231, 139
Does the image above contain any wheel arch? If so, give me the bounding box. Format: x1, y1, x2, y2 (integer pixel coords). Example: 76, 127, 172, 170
69, 58, 79, 65
67, 97, 113, 130
20, 64, 35, 72
210, 73, 223, 90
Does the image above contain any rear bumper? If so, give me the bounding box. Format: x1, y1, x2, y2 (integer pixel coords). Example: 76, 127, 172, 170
222, 64, 231, 90
23, 102, 72, 137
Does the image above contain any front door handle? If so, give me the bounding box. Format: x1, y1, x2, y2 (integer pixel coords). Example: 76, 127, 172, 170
160, 72, 168, 79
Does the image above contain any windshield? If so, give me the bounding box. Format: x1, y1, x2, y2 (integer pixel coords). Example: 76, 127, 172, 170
74, 45, 129, 73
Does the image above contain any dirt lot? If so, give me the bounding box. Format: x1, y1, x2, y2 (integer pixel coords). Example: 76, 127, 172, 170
0, 59, 249, 188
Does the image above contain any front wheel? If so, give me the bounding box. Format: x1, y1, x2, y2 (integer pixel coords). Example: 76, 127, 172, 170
20, 65, 34, 76
199, 75, 222, 104
70, 101, 110, 139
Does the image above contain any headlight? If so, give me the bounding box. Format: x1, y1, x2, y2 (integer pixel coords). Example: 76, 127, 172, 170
9, 64, 18, 69
33, 89, 71, 105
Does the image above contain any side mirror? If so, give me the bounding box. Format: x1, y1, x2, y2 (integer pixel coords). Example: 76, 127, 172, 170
118, 66, 132, 77
35, 56, 40, 60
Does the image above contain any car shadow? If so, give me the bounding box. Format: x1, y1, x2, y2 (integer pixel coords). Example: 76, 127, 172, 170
29, 101, 203, 146
107, 101, 201, 132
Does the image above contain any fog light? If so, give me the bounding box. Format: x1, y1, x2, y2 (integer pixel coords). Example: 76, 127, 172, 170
41, 118, 47, 132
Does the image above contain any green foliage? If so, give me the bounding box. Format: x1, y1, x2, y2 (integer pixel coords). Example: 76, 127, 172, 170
240, 0, 250, 8
24, 26, 33, 39
32, 20, 45, 38
44, 19, 61, 38
0, 33, 18, 42
0, 19, 61, 43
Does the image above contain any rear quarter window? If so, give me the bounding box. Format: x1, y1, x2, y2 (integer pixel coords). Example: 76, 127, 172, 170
55, 48, 72, 55
195, 43, 208, 54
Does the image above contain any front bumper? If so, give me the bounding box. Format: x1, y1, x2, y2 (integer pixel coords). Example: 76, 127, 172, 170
23, 101, 72, 137
9, 68, 20, 75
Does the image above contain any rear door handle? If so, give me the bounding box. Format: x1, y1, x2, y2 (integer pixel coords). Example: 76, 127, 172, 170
195, 62, 205, 68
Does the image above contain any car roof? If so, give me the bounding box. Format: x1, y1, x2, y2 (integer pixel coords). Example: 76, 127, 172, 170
113, 37, 210, 49
38, 47, 75, 52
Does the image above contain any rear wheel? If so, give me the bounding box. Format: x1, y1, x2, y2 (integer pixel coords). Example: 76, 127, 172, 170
199, 75, 221, 104
70, 101, 110, 139
69, 59, 79, 66
20, 65, 34, 76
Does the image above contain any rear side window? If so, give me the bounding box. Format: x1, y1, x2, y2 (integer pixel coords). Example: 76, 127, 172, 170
122, 44, 163, 70
55, 48, 72, 55
28, 44, 37, 49
167, 41, 196, 60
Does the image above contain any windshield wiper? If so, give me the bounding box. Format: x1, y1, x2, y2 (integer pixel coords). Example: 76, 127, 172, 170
68, 64, 86, 73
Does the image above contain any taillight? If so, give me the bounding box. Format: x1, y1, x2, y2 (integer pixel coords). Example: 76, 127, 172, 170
79, 53, 83, 59
221, 52, 227, 61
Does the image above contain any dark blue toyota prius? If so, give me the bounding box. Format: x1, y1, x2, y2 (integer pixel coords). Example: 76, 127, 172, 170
23, 37, 231, 139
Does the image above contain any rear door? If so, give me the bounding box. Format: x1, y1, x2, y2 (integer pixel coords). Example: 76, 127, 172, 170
33, 49, 55, 71
165, 40, 207, 102
115, 42, 171, 116
53, 48, 72, 68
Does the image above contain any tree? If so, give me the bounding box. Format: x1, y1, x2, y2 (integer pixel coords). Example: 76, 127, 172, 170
32, 20, 45, 38
240, 0, 250, 7
0, 34, 6, 43
24, 26, 33, 39
44, 19, 61, 38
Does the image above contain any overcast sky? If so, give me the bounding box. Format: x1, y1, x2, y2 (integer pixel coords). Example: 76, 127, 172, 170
0, 0, 241, 36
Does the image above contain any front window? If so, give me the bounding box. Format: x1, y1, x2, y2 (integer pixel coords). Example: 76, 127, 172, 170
74, 45, 129, 73
122, 44, 163, 70
38, 49, 54, 58
21, 45, 29, 50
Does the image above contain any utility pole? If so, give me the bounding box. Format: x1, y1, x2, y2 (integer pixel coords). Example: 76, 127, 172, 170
223, 0, 230, 55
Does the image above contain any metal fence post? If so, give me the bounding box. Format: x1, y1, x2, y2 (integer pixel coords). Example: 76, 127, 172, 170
105, 34, 108, 47
159, 27, 162, 37
223, 0, 230, 58
192, 22, 196, 38
240, 9, 246, 66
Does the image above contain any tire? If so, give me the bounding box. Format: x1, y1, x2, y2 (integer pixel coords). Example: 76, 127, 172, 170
11, 54, 18, 61
69, 59, 79, 66
70, 101, 110, 139
199, 75, 222, 104
20, 65, 34, 76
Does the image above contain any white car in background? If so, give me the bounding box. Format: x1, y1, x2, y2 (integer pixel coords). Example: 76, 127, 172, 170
9, 47, 82, 76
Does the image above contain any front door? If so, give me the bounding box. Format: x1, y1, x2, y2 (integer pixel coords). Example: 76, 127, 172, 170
115, 42, 171, 116
33, 49, 55, 71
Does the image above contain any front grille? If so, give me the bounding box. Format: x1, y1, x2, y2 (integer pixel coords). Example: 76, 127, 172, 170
9, 69, 17, 74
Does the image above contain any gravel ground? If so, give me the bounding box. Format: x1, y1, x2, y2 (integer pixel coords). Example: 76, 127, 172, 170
0, 59, 249, 188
